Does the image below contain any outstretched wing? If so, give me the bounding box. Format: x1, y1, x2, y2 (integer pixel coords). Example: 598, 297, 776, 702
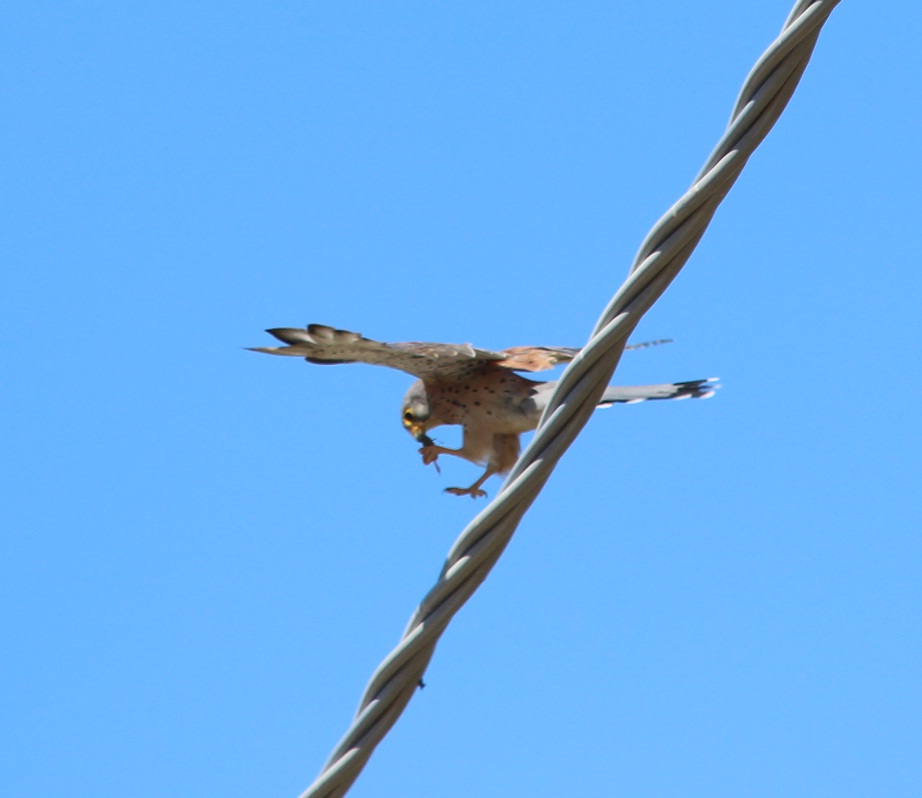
498, 337, 673, 372
623, 338, 672, 351
251, 325, 679, 378
250, 324, 509, 380
497, 346, 580, 372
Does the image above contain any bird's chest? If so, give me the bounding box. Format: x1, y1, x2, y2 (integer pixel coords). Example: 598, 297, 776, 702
426, 373, 537, 432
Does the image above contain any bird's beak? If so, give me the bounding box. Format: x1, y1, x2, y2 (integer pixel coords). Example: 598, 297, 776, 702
405, 421, 433, 446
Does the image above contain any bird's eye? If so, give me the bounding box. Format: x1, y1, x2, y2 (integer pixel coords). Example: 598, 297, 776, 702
403, 410, 414, 421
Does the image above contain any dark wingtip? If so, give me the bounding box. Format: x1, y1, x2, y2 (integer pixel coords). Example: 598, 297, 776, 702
265, 327, 305, 344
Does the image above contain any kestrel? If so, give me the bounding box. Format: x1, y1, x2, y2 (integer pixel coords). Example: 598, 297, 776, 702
252, 324, 716, 498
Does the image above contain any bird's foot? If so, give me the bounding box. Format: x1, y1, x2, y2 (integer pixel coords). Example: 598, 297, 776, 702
444, 486, 487, 499
419, 444, 444, 466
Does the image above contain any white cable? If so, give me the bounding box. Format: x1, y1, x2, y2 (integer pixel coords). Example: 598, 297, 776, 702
298, 3, 840, 796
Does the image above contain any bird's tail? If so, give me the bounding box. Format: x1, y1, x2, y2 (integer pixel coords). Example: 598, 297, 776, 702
598, 378, 719, 406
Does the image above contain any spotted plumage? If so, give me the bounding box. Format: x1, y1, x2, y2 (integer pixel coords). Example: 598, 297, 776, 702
252, 324, 717, 497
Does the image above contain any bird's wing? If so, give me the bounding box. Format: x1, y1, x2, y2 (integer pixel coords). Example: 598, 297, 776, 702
252, 326, 678, 378
496, 346, 581, 372
623, 338, 672, 351
250, 324, 508, 380
497, 338, 671, 372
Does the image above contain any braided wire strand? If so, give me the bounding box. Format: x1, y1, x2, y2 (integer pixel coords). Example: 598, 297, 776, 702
299, 2, 840, 796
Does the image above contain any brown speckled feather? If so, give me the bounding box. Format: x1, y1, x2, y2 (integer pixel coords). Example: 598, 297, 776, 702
250, 324, 575, 379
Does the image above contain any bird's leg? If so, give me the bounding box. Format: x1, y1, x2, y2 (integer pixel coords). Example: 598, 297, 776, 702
419, 425, 494, 469
444, 467, 496, 499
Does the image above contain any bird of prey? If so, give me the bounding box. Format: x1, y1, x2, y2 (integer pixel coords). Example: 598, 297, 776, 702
251, 324, 717, 498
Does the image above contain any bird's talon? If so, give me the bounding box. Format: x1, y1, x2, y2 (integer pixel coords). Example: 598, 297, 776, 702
444, 486, 487, 499
419, 445, 440, 466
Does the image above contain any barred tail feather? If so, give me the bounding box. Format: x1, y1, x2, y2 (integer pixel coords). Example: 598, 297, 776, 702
598, 378, 718, 406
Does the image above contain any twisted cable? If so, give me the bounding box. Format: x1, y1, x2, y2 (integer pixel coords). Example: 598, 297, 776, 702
299, 2, 840, 796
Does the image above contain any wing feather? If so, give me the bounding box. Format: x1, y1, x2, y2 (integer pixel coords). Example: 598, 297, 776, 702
251, 325, 676, 378
497, 346, 580, 372
249, 324, 508, 379
497, 338, 671, 372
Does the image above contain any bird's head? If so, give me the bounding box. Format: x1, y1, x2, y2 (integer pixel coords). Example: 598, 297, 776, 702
401, 381, 433, 443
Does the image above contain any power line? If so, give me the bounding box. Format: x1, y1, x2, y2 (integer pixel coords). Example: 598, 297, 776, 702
299, 3, 841, 796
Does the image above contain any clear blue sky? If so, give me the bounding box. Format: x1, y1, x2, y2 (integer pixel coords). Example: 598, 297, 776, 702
3, 3, 921, 797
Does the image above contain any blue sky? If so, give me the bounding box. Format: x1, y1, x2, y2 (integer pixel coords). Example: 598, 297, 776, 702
3, 2, 921, 796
